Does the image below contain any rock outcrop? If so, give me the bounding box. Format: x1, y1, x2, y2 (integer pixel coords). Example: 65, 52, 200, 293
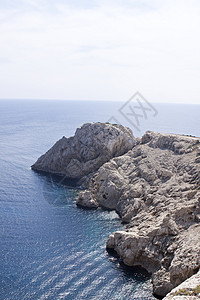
33, 124, 200, 298
77, 131, 200, 297
31, 122, 135, 182
164, 269, 200, 299
76, 190, 98, 208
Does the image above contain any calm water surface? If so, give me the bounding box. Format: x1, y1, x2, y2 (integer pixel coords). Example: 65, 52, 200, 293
0, 100, 200, 299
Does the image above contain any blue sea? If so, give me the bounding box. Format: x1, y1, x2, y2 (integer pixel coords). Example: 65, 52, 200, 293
0, 100, 200, 300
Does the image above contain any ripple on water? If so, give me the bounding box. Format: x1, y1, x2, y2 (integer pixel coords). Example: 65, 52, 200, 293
0, 146, 155, 299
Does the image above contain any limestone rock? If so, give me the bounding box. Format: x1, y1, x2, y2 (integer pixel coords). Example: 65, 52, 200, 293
152, 269, 174, 297
76, 190, 98, 208
169, 225, 200, 288
106, 233, 115, 248
82, 131, 200, 297
164, 269, 200, 299
32, 122, 135, 180
34, 125, 200, 298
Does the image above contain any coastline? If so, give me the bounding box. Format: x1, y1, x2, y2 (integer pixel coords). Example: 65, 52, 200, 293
32, 122, 200, 298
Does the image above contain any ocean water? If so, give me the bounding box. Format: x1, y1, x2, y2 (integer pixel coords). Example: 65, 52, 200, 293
0, 100, 200, 300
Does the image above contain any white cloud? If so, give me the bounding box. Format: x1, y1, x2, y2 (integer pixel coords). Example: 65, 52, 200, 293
0, 0, 200, 103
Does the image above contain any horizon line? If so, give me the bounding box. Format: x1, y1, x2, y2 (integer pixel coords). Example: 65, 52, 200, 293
0, 98, 199, 105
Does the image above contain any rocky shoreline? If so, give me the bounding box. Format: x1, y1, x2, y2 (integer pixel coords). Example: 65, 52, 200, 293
32, 122, 200, 298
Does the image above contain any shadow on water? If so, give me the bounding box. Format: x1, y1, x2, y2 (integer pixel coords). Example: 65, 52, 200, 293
106, 248, 151, 280
32, 169, 80, 206
32, 169, 80, 188
106, 249, 163, 299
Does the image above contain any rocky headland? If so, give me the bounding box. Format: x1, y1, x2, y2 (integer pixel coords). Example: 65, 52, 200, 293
32, 122, 135, 187
32, 122, 200, 298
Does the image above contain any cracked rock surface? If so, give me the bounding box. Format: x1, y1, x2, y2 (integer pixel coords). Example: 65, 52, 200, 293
164, 269, 200, 299
77, 131, 200, 297
31, 122, 135, 180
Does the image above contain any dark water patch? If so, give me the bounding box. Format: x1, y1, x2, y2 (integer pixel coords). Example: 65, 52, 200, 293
31, 169, 81, 188
106, 248, 152, 279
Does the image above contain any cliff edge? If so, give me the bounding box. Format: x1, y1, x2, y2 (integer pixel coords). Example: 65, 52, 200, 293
32, 124, 200, 298
77, 130, 200, 297
32, 122, 135, 183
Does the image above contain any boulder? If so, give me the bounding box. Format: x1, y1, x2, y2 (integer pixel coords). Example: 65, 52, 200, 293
76, 190, 98, 208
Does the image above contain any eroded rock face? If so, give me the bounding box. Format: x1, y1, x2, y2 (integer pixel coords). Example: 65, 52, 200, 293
33, 125, 200, 297
76, 190, 98, 208
164, 269, 200, 299
31, 122, 135, 180
78, 131, 200, 297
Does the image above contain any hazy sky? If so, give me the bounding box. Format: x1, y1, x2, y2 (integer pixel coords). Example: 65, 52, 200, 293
0, 0, 200, 103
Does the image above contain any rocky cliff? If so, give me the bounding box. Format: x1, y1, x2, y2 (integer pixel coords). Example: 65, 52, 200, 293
77, 131, 200, 297
32, 124, 200, 298
32, 122, 135, 183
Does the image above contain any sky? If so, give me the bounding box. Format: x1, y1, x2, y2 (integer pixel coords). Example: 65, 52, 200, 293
0, 0, 200, 104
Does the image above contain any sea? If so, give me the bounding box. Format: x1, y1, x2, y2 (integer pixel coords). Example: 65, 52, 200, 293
0, 99, 200, 300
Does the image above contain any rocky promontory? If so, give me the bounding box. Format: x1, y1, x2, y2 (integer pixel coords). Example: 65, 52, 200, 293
32, 122, 135, 184
32, 123, 200, 298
